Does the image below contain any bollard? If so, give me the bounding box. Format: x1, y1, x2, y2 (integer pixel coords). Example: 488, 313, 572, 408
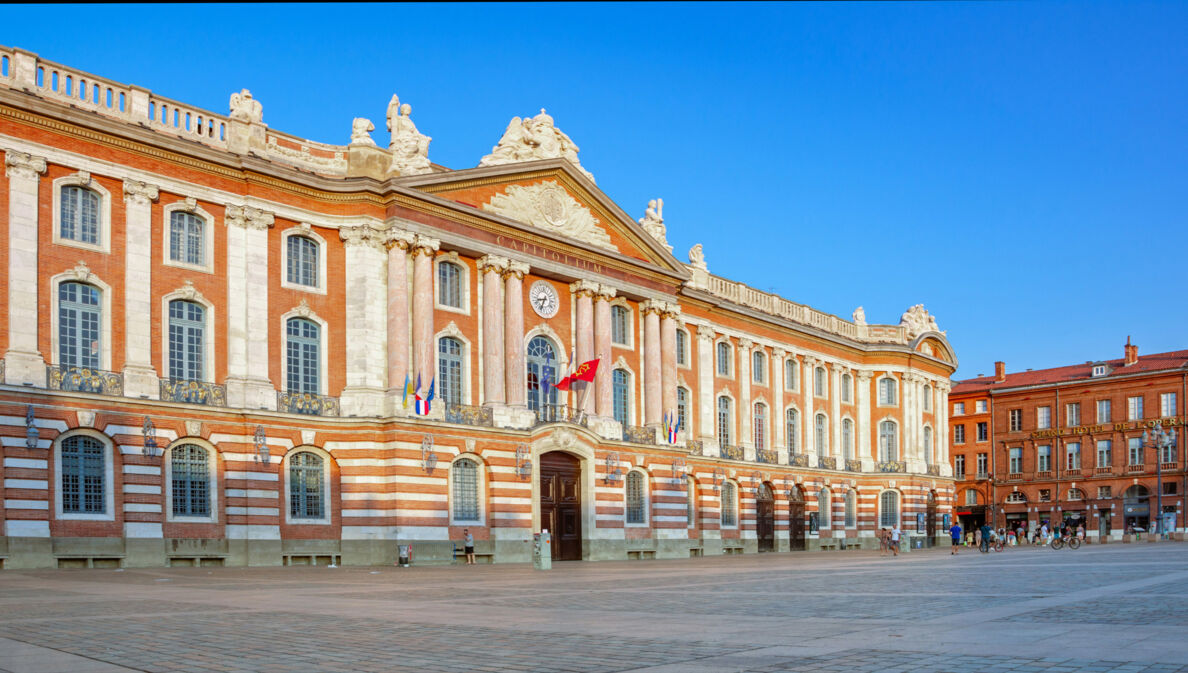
532, 530, 552, 570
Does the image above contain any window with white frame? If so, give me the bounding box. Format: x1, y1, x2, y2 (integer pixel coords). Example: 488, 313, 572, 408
1097, 399, 1112, 423
842, 373, 852, 403
1162, 440, 1177, 464
437, 260, 463, 309
1009, 447, 1022, 474
977, 452, 988, 476
1161, 392, 1177, 417
844, 490, 856, 528
452, 458, 481, 522
753, 402, 767, 449
1066, 402, 1081, 427
815, 413, 827, 455
612, 369, 630, 427
720, 482, 737, 527
288, 451, 325, 520
786, 408, 799, 453
716, 342, 731, 376
923, 385, 932, 411
752, 351, 766, 384
676, 387, 690, 434
878, 420, 897, 462
1128, 396, 1144, 421
686, 476, 696, 527
61, 435, 106, 514
1037, 406, 1051, 430
976, 422, 988, 442
676, 329, 688, 366
58, 282, 101, 369
169, 210, 205, 266
818, 488, 831, 528
1098, 485, 1112, 499
286, 318, 320, 394
526, 336, 558, 412
878, 490, 899, 527
954, 424, 966, 444
923, 426, 933, 464
170, 444, 210, 517
1005, 491, 1026, 503
1067, 488, 1084, 501
785, 358, 797, 389
626, 471, 646, 524
1066, 442, 1081, 470
814, 367, 827, 397
1037, 445, 1051, 472
953, 402, 965, 415
60, 185, 100, 245
438, 337, 464, 406
964, 489, 978, 505
168, 300, 205, 381
717, 396, 732, 446
954, 455, 966, 478
843, 418, 854, 460
975, 400, 987, 413
1096, 440, 1112, 468
1128, 437, 1142, 466
611, 305, 630, 346
1092, 364, 1107, 377
1009, 409, 1022, 432
878, 377, 897, 405
286, 235, 319, 288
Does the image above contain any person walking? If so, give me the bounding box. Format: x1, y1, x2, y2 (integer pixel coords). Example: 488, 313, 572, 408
949, 520, 962, 555
979, 522, 993, 553
1040, 522, 1050, 544
878, 528, 888, 556
462, 528, 476, 565
890, 525, 902, 557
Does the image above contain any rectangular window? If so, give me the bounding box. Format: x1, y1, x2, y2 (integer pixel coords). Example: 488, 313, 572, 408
1096, 440, 1111, 469
975, 400, 987, 413
955, 455, 965, 478
675, 330, 688, 366
1009, 409, 1022, 432
1128, 437, 1142, 466
1037, 406, 1051, 429
815, 368, 827, 397
1066, 442, 1081, 470
1009, 447, 1022, 474
1128, 396, 1144, 421
611, 306, 630, 346
953, 402, 965, 416
1065, 402, 1081, 427
1164, 482, 1178, 496
953, 425, 965, 444
752, 352, 765, 384
1161, 392, 1177, 417
1098, 486, 1112, 499
1039, 489, 1051, 502
976, 453, 988, 477
1037, 445, 1051, 472
716, 342, 730, 377
1097, 399, 1111, 423
976, 422, 988, 443
676, 388, 689, 435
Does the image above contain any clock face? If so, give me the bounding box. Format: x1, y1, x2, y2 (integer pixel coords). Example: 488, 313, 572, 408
529, 280, 560, 319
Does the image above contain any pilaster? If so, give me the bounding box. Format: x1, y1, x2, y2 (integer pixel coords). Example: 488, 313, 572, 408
593, 285, 616, 419
122, 180, 160, 398
570, 279, 599, 414
737, 338, 753, 455
772, 348, 786, 459
339, 224, 389, 416
3, 150, 47, 385
410, 235, 440, 389
500, 260, 533, 428
479, 255, 510, 407
803, 356, 817, 460
696, 325, 716, 449
641, 299, 665, 426
660, 304, 680, 432
224, 205, 275, 410
830, 364, 842, 459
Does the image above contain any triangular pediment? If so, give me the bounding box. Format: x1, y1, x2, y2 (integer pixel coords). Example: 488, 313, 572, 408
394, 159, 688, 277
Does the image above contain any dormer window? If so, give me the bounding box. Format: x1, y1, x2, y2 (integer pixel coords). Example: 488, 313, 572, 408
1091, 364, 1108, 377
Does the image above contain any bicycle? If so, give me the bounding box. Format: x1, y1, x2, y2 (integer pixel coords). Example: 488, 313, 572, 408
978, 537, 1005, 553
1050, 534, 1081, 550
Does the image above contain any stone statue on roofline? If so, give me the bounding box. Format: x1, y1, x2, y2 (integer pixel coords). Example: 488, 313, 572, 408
479, 109, 595, 182
350, 118, 376, 146
688, 243, 707, 271
229, 89, 263, 123
852, 306, 866, 325
638, 198, 669, 247
386, 94, 432, 175
899, 304, 942, 338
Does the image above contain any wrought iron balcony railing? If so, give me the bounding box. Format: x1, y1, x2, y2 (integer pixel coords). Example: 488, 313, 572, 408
623, 425, 657, 446
533, 404, 588, 427
756, 448, 778, 464
719, 444, 744, 461
160, 378, 226, 406
817, 456, 837, 470
926, 464, 942, 476
686, 440, 704, 455
846, 459, 863, 473
788, 453, 810, 468
47, 365, 123, 395
877, 460, 906, 473
444, 403, 494, 427
277, 390, 340, 416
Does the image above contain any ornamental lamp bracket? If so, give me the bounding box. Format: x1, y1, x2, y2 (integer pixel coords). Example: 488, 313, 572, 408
604, 452, 623, 485
515, 443, 532, 480
671, 457, 687, 485
712, 467, 725, 492
253, 425, 270, 466
141, 416, 159, 458
421, 434, 438, 474
25, 405, 39, 450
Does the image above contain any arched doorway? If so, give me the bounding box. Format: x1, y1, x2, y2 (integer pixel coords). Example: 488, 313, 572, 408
756, 482, 775, 552
926, 490, 938, 546
1123, 485, 1150, 532
539, 451, 582, 561
788, 484, 806, 551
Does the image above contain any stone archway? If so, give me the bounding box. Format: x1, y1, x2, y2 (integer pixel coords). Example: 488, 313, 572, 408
530, 428, 596, 561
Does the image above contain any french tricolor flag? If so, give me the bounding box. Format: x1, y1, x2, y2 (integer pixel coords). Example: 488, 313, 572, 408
415, 377, 435, 416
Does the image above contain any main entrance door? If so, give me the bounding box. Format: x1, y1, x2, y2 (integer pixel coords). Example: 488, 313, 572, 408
539, 451, 582, 561
925, 491, 938, 547
756, 483, 775, 552
788, 485, 806, 551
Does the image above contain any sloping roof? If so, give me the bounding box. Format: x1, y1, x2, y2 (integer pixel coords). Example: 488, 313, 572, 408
952, 349, 1188, 394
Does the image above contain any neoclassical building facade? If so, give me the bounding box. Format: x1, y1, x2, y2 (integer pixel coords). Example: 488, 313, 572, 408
0, 47, 957, 568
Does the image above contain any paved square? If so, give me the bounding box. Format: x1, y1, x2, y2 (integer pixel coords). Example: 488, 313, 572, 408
2, 543, 1187, 672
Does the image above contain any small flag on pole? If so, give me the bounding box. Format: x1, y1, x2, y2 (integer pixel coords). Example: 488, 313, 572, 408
556, 358, 600, 391
402, 373, 413, 409
415, 377, 435, 415
665, 410, 681, 444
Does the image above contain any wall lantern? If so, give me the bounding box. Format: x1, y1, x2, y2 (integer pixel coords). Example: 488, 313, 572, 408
515, 443, 532, 480
712, 467, 725, 492
24, 405, 39, 450
253, 425, 269, 466
141, 416, 159, 458
604, 452, 623, 484
421, 434, 438, 474
671, 458, 687, 485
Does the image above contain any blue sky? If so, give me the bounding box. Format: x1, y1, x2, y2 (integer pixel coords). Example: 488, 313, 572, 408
4, 2, 1186, 379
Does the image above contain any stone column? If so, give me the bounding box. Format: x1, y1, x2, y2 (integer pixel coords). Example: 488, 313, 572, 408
224, 205, 275, 410
696, 325, 716, 448
902, 373, 917, 462
641, 299, 665, 426
385, 229, 415, 407
3, 151, 47, 385
803, 356, 817, 460
569, 280, 599, 413
593, 285, 616, 417
856, 370, 873, 468
937, 381, 952, 474
830, 364, 842, 459
738, 338, 753, 451
479, 255, 510, 406
122, 180, 160, 398
410, 235, 440, 385
660, 304, 680, 425
772, 349, 786, 456
339, 224, 388, 416
502, 260, 529, 407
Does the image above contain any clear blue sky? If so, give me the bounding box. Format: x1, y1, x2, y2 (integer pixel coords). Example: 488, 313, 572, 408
5, 2, 1186, 379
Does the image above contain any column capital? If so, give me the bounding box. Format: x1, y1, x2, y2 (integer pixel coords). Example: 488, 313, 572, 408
936, 380, 952, 393
772, 348, 787, 359
502, 259, 530, 280
339, 223, 386, 249
385, 227, 417, 250
595, 284, 617, 301
696, 324, 716, 342
4, 150, 47, 180
569, 279, 600, 298
856, 369, 874, 382
226, 204, 275, 231
738, 338, 754, 350
640, 298, 666, 316
122, 179, 160, 206
662, 302, 681, 319
410, 234, 441, 257
477, 254, 510, 273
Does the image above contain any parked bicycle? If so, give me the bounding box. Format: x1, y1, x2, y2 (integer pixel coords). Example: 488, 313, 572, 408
979, 536, 1005, 553
1050, 533, 1081, 550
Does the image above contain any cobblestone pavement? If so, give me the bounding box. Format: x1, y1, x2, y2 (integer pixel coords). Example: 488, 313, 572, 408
1, 543, 1187, 672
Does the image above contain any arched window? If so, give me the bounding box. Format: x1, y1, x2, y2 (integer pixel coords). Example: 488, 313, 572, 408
686, 476, 697, 527
879, 490, 900, 528
286, 318, 320, 394
721, 482, 737, 527
451, 458, 480, 522
61, 435, 105, 514
814, 367, 827, 397
842, 418, 854, 460
286, 235, 319, 287
60, 185, 100, 244
59, 282, 101, 369
613, 369, 630, 426
923, 384, 932, 412
675, 329, 688, 366
526, 336, 558, 412
753, 402, 767, 450
878, 377, 898, 405
717, 396, 732, 446
841, 373, 852, 402
169, 210, 205, 266
1067, 488, 1085, 501
752, 351, 766, 384
676, 387, 690, 434
815, 413, 827, 454
171, 444, 210, 517
716, 341, 731, 376
437, 260, 463, 308
923, 426, 933, 464
785, 358, 797, 389
611, 305, 629, 345
879, 420, 898, 462
786, 408, 799, 453
168, 300, 205, 381
625, 471, 646, 524
844, 489, 857, 528
288, 452, 324, 520
438, 336, 464, 406
818, 488, 831, 528
964, 489, 979, 506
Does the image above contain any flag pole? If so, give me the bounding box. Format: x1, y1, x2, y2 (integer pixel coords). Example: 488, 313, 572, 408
577, 354, 599, 423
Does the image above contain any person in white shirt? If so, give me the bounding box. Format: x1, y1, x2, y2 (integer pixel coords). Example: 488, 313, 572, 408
890, 525, 902, 557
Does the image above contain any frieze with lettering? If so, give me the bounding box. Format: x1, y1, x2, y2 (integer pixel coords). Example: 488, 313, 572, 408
1030, 416, 1185, 439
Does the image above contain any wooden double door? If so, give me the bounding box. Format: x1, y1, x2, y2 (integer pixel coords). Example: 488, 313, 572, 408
539, 451, 582, 561
789, 502, 806, 551
756, 484, 775, 552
